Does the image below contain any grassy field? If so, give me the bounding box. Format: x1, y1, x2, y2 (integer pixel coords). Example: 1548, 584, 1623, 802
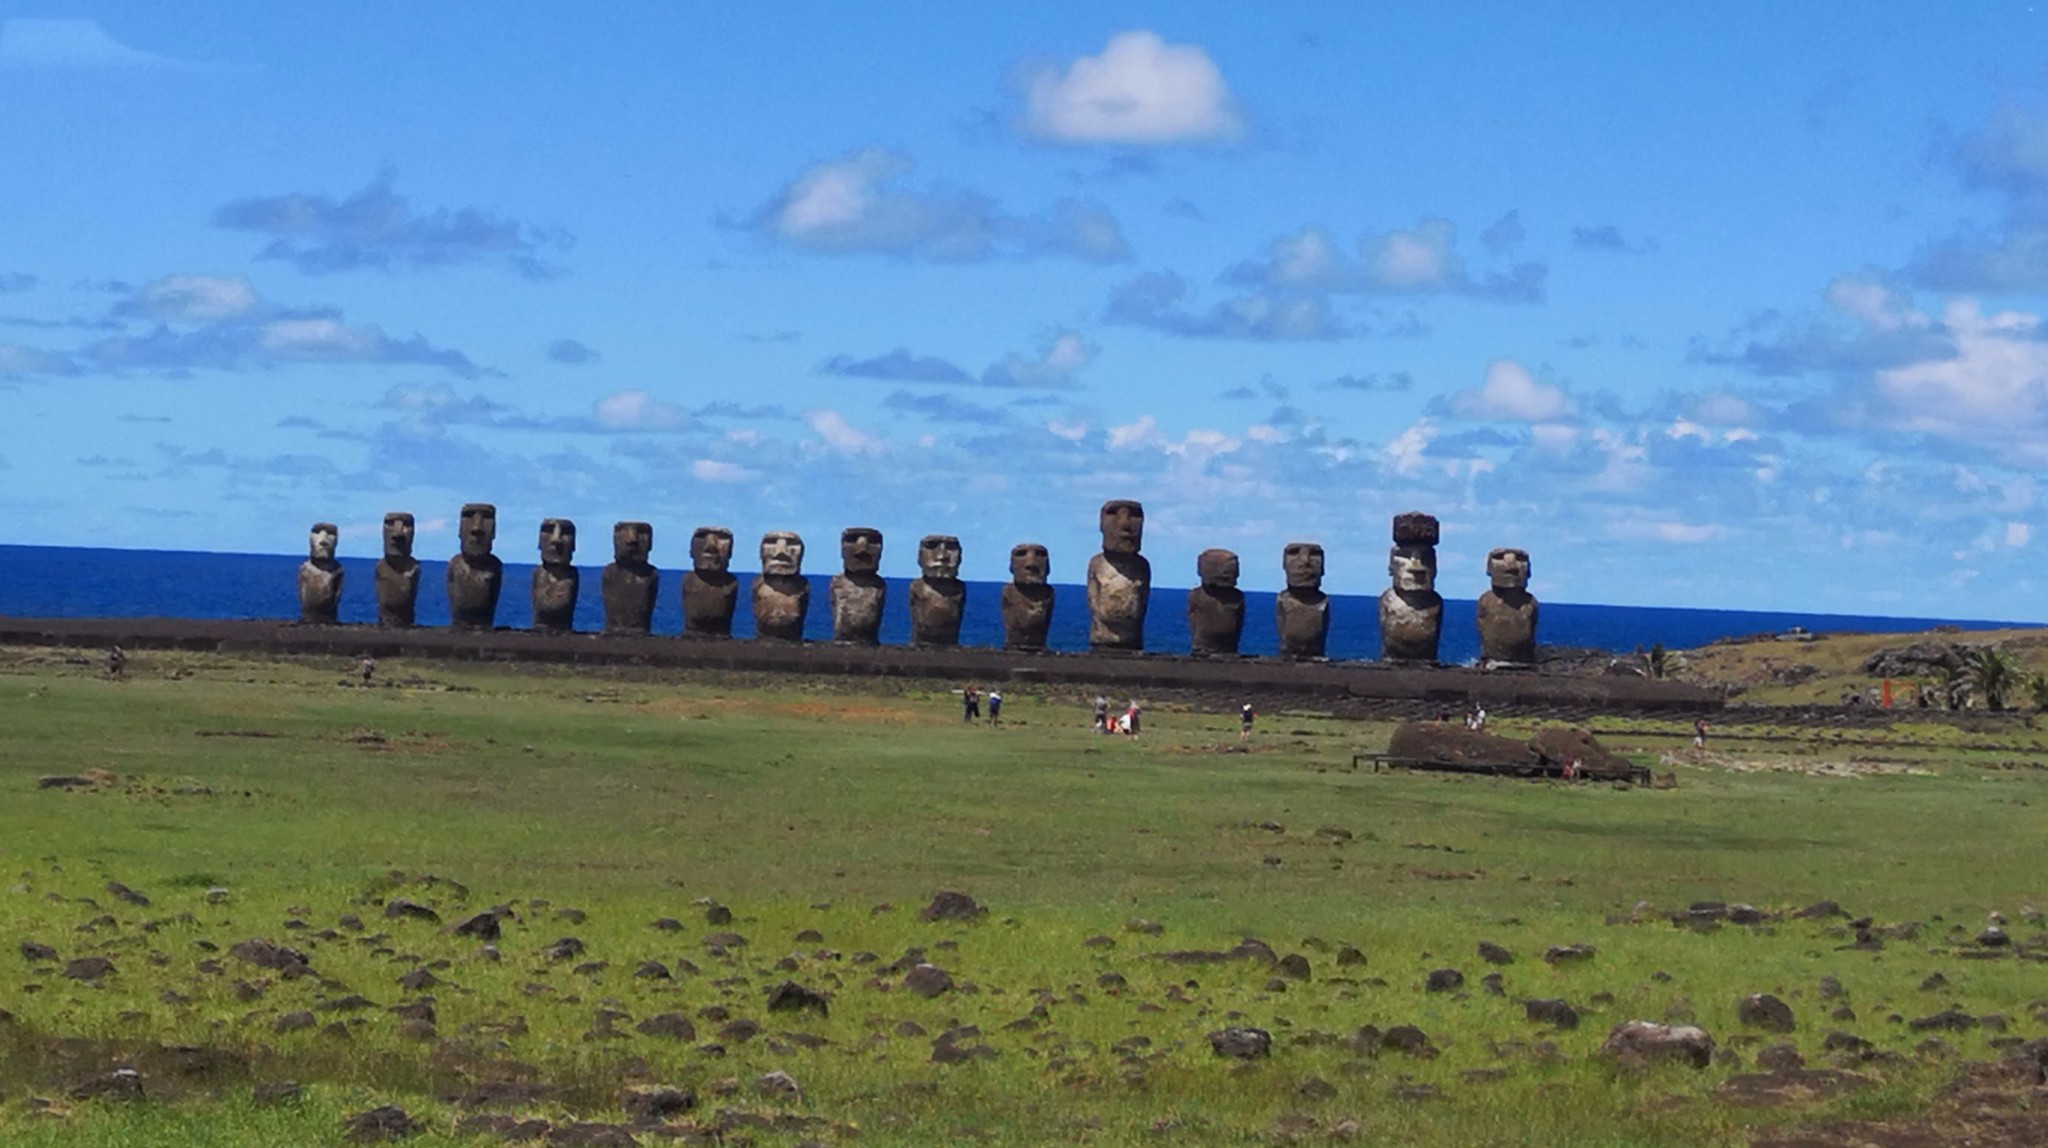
2, 643, 2046, 1146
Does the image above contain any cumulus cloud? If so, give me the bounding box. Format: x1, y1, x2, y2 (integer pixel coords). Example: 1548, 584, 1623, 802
1223, 220, 1547, 302
822, 329, 1095, 389
1912, 99, 2048, 293
594, 389, 688, 432
1106, 271, 1356, 340
1690, 270, 1951, 377
804, 408, 885, 455
114, 274, 260, 322
736, 147, 1130, 264
1446, 360, 1575, 422
546, 338, 598, 365
1019, 31, 1240, 145
213, 171, 568, 278
0, 18, 187, 68
691, 458, 758, 483
84, 309, 486, 378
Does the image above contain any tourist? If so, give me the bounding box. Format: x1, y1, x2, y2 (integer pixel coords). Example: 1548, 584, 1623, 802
1465, 704, 1479, 730
107, 646, 126, 680
1239, 702, 1255, 743
962, 684, 980, 723
360, 656, 376, 686
1474, 704, 1487, 731
1123, 700, 1142, 737
987, 688, 1003, 727
1693, 718, 1708, 750
1092, 694, 1109, 733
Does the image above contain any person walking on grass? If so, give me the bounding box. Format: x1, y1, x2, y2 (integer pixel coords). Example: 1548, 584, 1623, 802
1239, 702, 1255, 743
107, 646, 126, 681
1092, 694, 1109, 733
360, 656, 376, 686
987, 688, 1003, 727
1693, 718, 1708, 750
962, 684, 981, 723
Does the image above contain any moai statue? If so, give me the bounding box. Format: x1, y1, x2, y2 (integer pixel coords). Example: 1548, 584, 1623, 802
1378, 512, 1442, 662
374, 512, 420, 627
829, 527, 886, 644
1275, 542, 1330, 659
751, 531, 809, 641
681, 526, 738, 637
298, 522, 344, 624
908, 534, 965, 646
447, 502, 504, 629
531, 518, 579, 631
1476, 546, 1539, 665
602, 521, 658, 634
1086, 499, 1150, 651
1000, 543, 1054, 650
1186, 548, 1244, 655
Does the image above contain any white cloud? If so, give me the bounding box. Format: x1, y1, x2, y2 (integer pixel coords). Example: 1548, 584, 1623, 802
1022, 31, 1239, 145
0, 19, 182, 69
691, 459, 756, 482
983, 329, 1097, 389
804, 408, 885, 455
1107, 414, 1159, 449
1382, 420, 1437, 475
125, 274, 259, 322
1450, 360, 1574, 422
2006, 521, 2032, 548
594, 389, 687, 431
1872, 299, 2048, 438
261, 317, 379, 357
1047, 418, 1088, 441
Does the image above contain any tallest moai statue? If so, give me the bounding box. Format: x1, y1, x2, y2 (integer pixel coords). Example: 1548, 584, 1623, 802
1378, 511, 1442, 663
1086, 500, 1150, 651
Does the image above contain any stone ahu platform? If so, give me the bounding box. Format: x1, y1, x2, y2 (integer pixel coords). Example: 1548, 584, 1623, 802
0, 615, 1722, 714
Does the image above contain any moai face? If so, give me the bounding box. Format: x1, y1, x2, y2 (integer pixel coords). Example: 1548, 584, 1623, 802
1283, 542, 1325, 591
1197, 548, 1239, 589
1389, 544, 1437, 593
539, 518, 576, 566
613, 521, 652, 564
459, 503, 498, 560
691, 527, 734, 574
1009, 543, 1049, 586
1487, 547, 1531, 592
1100, 499, 1145, 555
308, 523, 338, 562
760, 531, 805, 576
382, 512, 415, 560
919, 535, 962, 579
840, 528, 883, 576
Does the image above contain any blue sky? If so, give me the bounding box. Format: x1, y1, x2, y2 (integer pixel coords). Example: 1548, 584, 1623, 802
5, 4, 2048, 615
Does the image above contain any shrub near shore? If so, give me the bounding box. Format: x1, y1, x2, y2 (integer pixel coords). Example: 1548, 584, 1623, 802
2, 645, 2046, 1146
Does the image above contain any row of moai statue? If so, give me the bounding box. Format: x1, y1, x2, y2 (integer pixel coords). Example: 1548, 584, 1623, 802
296, 502, 1539, 663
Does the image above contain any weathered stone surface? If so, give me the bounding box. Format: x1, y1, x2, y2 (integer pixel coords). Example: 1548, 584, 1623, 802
374, 512, 420, 627
765, 980, 829, 1016
1600, 1020, 1715, 1069
1087, 500, 1150, 651
751, 532, 808, 642
1425, 967, 1464, 993
918, 890, 984, 922
70, 1067, 144, 1101
1526, 727, 1637, 780
298, 523, 343, 624
531, 518, 578, 631
1386, 722, 1533, 768
1476, 547, 1538, 664
1861, 642, 1966, 678
1207, 1027, 1272, 1058
1380, 513, 1442, 662
681, 527, 738, 637
1186, 548, 1244, 655
600, 522, 658, 635
619, 1084, 695, 1122
343, 1103, 420, 1143
828, 528, 885, 645
903, 963, 954, 998
1275, 542, 1329, 659
1000, 543, 1053, 650
908, 535, 965, 647
1525, 999, 1579, 1029
1738, 993, 1796, 1033
446, 503, 503, 629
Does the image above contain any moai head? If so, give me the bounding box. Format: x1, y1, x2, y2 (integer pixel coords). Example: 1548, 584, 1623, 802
1100, 499, 1145, 555
382, 512, 415, 560
459, 503, 498, 560
690, 526, 734, 574
1009, 543, 1050, 586
1388, 545, 1437, 593
1283, 542, 1325, 591
1391, 511, 1440, 548
840, 527, 883, 576
538, 518, 576, 566
919, 535, 962, 579
1486, 547, 1531, 592
613, 521, 652, 565
1197, 548, 1240, 589
760, 531, 805, 576
308, 522, 338, 562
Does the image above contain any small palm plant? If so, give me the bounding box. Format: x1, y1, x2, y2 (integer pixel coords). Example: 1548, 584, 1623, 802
1963, 647, 2024, 712
2030, 673, 2048, 712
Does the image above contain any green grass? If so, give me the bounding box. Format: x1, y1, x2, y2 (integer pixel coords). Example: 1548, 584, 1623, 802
1, 646, 2044, 1146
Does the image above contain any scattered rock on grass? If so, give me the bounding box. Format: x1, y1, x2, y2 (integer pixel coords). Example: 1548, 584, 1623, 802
20, 941, 57, 962
383, 899, 440, 925
343, 1104, 420, 1143
63, 957, 115, 983
1600, 1020, 1715, 1069
619, 1084, 695, 1121
754, 1070, 800, 1100
903, 963, 954, 998
1524, 999, 1579, 1029
1425, 968, 1464, 993
68, 1068, 143, 1101
765, 980, 829, 1016
635, 1013, 696, 1041
1738, 993, 1796, 1033
1208, 1027, 1272, 1059
1542, 944, 1596, 965
919, 891, 985, 923
1477, 941, 1513, 965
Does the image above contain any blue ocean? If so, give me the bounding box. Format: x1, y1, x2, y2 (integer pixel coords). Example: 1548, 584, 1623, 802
2, 544, 2033, 664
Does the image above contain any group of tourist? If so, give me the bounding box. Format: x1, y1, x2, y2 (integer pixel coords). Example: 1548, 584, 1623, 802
958, 684, 1004, 726
947, 688, 1262, 743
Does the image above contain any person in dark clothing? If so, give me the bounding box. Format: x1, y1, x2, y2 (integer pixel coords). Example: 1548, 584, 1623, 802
962, 685, 980, 722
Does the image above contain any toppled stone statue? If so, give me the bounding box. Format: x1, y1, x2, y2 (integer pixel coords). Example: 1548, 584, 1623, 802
531, 518, 578, 631
1086, 499, 1150, 651
601, 521, 658, 635
298, 522, 343, 624
681, 526, 738, 637
1000, 543, 1053, 650
1186, 548, 1244, 655
1476, 546, 1538, 665
829, 527, 886, 645
447, 503, 503, 630
1275, 541, 1330, 659
909, 534, 965, 646
375, 512, 420, 627
752, 531, 809, 642
1379, 511, 1442, 662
